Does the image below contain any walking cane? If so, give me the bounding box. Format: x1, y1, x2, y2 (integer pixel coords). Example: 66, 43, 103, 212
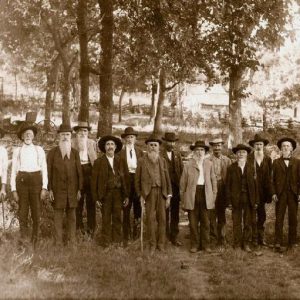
1, 195, 5, 232
140, 197, 144, 252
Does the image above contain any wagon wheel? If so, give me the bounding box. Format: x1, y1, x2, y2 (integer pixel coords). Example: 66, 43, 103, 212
35, 119, 57, 144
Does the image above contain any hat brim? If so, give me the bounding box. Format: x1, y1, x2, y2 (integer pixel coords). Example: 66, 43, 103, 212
249, 139, 269, 147
73, 125, 92, 132
162, 137, 179, 142
121, 132, 138, 138
98, 135, 123, 153
277, 138, 297, 150
190, 145, 209, 152
17, 125, 38, 140
145, 138, 162, 145
232, 146, 252, 154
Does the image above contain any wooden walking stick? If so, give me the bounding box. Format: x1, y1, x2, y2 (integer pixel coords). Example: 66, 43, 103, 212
1, 195, 5, 232
140, 197, 144, 252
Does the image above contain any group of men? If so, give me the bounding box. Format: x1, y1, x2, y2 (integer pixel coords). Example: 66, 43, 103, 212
0, 122, 299, 254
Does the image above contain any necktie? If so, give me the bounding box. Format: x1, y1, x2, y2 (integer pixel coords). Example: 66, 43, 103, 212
130, 149, 133, 158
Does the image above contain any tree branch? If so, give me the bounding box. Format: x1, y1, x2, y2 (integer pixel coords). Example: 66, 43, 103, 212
165, 81, 180, 91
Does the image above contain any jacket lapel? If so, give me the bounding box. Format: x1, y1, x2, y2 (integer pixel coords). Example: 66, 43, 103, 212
279, 157, 287, 172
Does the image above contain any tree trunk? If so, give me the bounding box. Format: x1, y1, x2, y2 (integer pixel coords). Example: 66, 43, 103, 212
97, 0, 113, 137
150, 78, 157, 123
228, 67, 243, 147
153, 68, 166, 134
77, 0, 90, 122
118, 88, 125, 123
14, 73, 18, 101
62, 72, 71, 125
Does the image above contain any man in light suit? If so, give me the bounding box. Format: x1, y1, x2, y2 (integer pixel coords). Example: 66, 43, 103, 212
72, 121, 98, 237
180, 140, 217, 253
135, 134, 172, 252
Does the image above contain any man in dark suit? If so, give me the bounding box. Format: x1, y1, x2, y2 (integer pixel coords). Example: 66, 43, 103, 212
161, 132, 183, 246
271, 137, 300, 252
135, 134, 172, 253
91, 135, 129, 247
119, 127, 143, 246
47, 124, 83, 246
226, 144, 258, 252
248, 133, 273, 247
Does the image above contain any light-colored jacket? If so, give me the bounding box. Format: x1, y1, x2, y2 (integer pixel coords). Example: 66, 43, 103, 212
180, 158, 217, 210
71, 138, 98, 166
0, 146, 8, 185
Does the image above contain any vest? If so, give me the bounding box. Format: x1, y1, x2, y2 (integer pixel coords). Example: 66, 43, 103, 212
106, 162, 122, 190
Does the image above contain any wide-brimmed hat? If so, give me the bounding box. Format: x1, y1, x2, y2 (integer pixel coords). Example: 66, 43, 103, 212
98, 135, 123, 153
73, 121, 92, 132
249, 133, 269, 147
145, 134, 162, 145
121, 127, 138, 138
209, 138, 224, 146
232, 144, 252, 154
17, 122, 38, 140
162, 132, 179, 142
277, 137, 297, 150
57, 123, 73, 133
190, 140, 209, 152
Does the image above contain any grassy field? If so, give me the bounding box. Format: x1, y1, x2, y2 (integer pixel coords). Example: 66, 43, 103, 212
1, 204, 300, 299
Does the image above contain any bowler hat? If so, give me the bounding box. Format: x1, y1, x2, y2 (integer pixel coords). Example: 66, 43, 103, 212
145, 134, 162, 145
73, 121, 91, 132
209, 138, 224, 146
162, 132, 179, 142
57, 123, 73, 133
121, 127, 138, 138
17, 122, 38, 140
190, 140, 209, 152
232, 144, 252, 154
249, 133, 269, 147
98, 135, 123, 153
277, 137, 297, 150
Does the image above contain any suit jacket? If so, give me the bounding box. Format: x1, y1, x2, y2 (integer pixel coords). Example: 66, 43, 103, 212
248, 152, 272, 203
135, 155, 172, 200
271, 157, 300, 197
160, 148, 183, 187
180, 158, 217, 210
208, 154, 231, 185
71, 138, 98, 166
91, 155, 127, 203
226, 161, 258, 208
119, 146, 144, 192
47, 147, 83, 209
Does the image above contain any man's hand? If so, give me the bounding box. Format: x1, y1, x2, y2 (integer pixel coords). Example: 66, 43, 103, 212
123, 197, 129, 207
77, 190, 81, 201
254, 204, 258, 210
226, 204, 232, 210
49, 190, 54, 202
272, 194, 278, 203
166, 196, 171, 209
40, 189, 47, 201
12, 191, 19, 203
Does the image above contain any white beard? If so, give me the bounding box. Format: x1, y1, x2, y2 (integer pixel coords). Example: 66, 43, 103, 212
77, 135, 88, 152
147, 151, 159, 163
59, 140, 72, 159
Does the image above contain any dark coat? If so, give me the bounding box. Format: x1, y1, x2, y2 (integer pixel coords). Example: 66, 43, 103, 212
248, 152, 273, 203
47, 147, 83, 209
160, 148, 183, 187
91, 155, 127, 203
119, 146, 144, 192
135, 155, 172, 200
271, 157, 300, 197
226, 161, 258, 208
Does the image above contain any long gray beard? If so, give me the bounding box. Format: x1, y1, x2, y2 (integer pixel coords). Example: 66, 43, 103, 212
77, 136, 88, 152
59, 141, 72, 159
147, 151, 159, 163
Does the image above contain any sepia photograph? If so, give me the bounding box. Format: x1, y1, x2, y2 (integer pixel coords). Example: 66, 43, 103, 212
0, 0, 300, 299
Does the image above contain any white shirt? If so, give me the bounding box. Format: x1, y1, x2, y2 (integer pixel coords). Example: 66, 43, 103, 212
238, 161, 246, 174
197, 159, 205, 185
106, 155, 114, 173
0, 146, 8, 185
167, 151, 172, 161
79, 149, 89, 164
11, 144, 48, 191
254, 152, 264, 166
126, 146, 137, 173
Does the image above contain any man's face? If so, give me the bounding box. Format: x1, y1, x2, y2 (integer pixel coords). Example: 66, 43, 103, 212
147, 141, 160, 153
77, 128, 89, 138
59, 132, 72, 142
193, 147, 206, 159
22, 129, 34, 145
236, 150, 248, 160
281, 141, 293, 156
125, 135, 136, 146
165, 141, 175, 151
254, 142, 264, 152
212, 143, 222, 156
105, 140, 116, 156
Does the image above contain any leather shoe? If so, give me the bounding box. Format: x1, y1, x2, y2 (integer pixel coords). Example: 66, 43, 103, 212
258, 240, 268, 247
275, 244, 285, 253
172, 240, 183, 247
244, 245, 252, 253
204, 247, 213, 253
190, 247, 197, 253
